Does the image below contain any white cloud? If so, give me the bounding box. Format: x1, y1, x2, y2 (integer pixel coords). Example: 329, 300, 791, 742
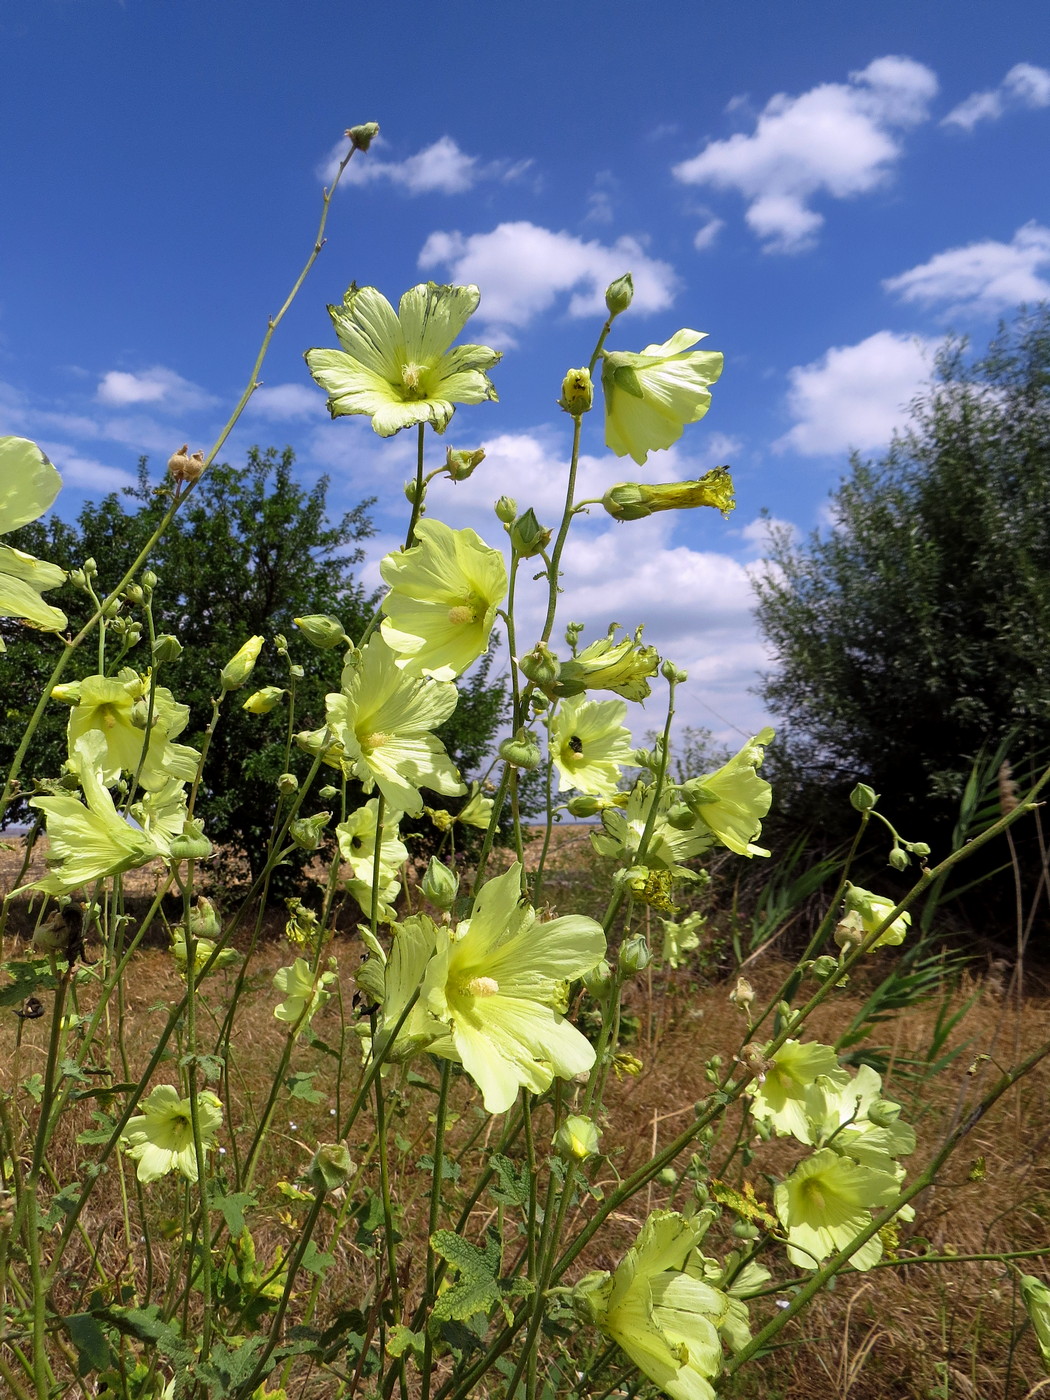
942, 62, 1050, 130
883, 222, 1050, 313
673, 55, 938, 252
704, 432, 742, 461
319, 134, 531, 195
692, 217, 724, 252
249, 383, 325, 421
38, 441, 139, 493
776, 330, 936, 456
418, 221, 677, 335
96, 366, 217, 412
738, 515, 798, 551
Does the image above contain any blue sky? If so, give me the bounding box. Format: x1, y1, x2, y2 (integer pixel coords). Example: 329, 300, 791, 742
3, 0, 1049, 746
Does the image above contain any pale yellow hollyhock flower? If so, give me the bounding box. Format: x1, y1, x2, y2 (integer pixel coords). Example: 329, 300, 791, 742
602, 331, 724, 466
774, 1147, 901, 1271
273, 958, 336, 1029
660, 911, 705, 970
746, 1039, 850, 1143
57, 669, 200, 792
1020, 1274, 1050, 1373
591, 782, 712, 877
602, 466, 735, 522
380, 518, 507, 681
455, 782, 494, 829
29, 732, 163, 894
549, 695, 634, 798
121, 1085, 222, 1184
805, 1063, 916, 1167
554, 625, 659, 702
573, 1212, 745, 1400
338, 797, 408, 924
0, 436, 67, 635
305, 282, 500, 437
305, 634, 466, 817
420, 862, 605, 1114
679, 729, 774, 858
841, 883, 911, 948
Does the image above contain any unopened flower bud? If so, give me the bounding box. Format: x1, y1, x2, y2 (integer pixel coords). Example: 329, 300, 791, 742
498, 731, 542, 770
294, 615, 347, 650
277, 772, 299, 796
554, 1114, 600, 1162
346, 122, 379, 151
605, 273, 634, 316
729, 976, 754, 1009
867, 1098, 902, 1127
518, 641, 560, 689
188, 896, 221, 941
141, 569, 158, 590
244, 686, 286, 715
495, 495, 518, 524
124, 583, 144, 605
169, 821, 213, 863
445, 447, 485, 481
422, 856, 459, 912
850, 783, 879, 812
510, 508, 553, 559
290, 812, 330, 851
657, 1166, 678, 1187
152, 634, 183, 664
666, 802, 696, 831
403, 476, 425, 506
129, 698, 152, 730
220, 635, 264, 691
308, 1142, 356, 1192
732, 1220, 760, 1240
318, 784, 339, 801
661, 659, 688, 684
809, 955, 840, 983
582, 959, 614, 999
909, 841, 931, 858
888, 845, 909, 871
68, 568, 87, 589
566, 793, 607, 818
168, 445, 206, 484
619, 934, 652, 976
558, 367, 593, 416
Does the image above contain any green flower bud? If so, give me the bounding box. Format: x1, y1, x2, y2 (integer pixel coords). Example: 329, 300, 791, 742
445, 446, 486, 481
290, 812, 330, 851
732, 1220, 760, 1239
294, 614, 348, 650
83, 557, 98, 577
666, 802, 697, 831
566, 793, 607, 818
285, 898, 323, 950
850, 782, 879, 812
308, 1142, 356, 1192
582, 959, 614, 1000
888, 845, 909, 871
867, 1098, 902, 1128
346, 122, 380, 151
619, 934, 652, 976
558, 367, 594, 416
152, 633, 183, 664
554, 1114, 601, 1162
657, 1166, 678, 1187
220, 635, 264, 691
422, 856, 459, 912
809, 954, 840, 983
288, 663, 305, 680
241, 686, 284, 716
277, 772, 299, 796
529, 690, 551, 713
518, 641, 561, 689
509, 508, 553, 559
318, 785, 339, 801
495, 495, 518, 524
498, 731, 542, 770
130, 698, 152, 730
169, 821, 213, 863
124, 583, 144, 605
909, 841, 931, 858
141, 569, 158, 590
68, 568, 88, 589
404, 477, 425, 506
661, 659, 688, 684
605, 273, 634, 316
188, 896, 221, 941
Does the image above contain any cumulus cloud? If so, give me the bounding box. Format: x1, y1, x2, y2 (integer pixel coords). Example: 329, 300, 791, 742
248, 383, 326, 421
692, 217, 725, 252
96, 366, 217, 412
319, 134, 532, 195
673, 55, 938, 252
37, 442, 139, 493
942, 62, 1050, 130
776, 330, 936, 456
418, 221, 677, 335
883, 222, 1050, 314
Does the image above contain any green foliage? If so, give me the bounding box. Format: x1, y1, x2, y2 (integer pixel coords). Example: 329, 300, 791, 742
754, 308, 1050, 837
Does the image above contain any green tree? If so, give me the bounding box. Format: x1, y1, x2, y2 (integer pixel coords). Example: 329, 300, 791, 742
753, 308, 1050, 838
1, 446, 509, 887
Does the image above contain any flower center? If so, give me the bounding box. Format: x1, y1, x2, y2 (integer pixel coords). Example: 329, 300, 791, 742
466, 976, 500, 997
360, 731, 388, 752
400, 362, 429, 399
447, 603, 478, 626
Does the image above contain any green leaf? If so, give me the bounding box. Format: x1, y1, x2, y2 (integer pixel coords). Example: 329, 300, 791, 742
387, 1325, 426, 1359
76, 1110, 118, 1146
43, 1181, 82, 1229
488, 1152, 530, 1207
285, 1069, 325, 1103
64, 1312, 112, 1376
211, 1184, 256, 1237
300, 1240, 335, 1276
418, 1151, 461, 1184
97, 1305, 194, 1368
429, 1229, 504, 1324
0, 959, 57, 1008
192, 1336, 269, 1396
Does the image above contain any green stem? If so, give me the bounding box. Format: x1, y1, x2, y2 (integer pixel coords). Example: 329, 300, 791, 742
420, 1058, 453, 1400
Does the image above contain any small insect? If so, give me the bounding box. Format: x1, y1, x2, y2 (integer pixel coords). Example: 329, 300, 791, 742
568, 734, 584, 755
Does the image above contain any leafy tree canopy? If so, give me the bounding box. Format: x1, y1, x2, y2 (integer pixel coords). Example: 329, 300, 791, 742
754, 307, 1050, 837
